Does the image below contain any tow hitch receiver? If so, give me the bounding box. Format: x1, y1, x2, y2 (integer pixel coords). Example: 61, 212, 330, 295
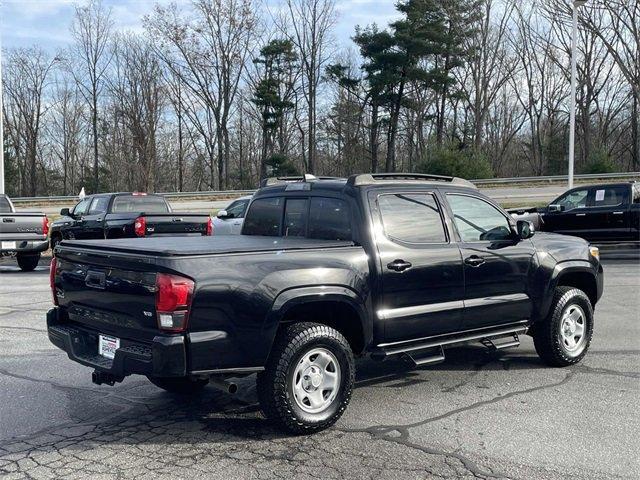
92, 370, 124, 386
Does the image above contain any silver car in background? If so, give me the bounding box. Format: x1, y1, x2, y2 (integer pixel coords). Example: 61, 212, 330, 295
211, 195, 252, 235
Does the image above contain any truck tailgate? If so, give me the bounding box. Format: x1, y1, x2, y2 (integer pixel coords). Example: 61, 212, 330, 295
0, 212, 47, 242
54, 251, 161, 342
143, 213, 209, 236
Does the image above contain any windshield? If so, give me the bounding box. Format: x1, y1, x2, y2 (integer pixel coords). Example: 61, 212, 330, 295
111, 195, 170, 213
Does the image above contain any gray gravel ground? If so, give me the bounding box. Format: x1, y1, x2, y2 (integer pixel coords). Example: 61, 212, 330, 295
0, 254, 638, 480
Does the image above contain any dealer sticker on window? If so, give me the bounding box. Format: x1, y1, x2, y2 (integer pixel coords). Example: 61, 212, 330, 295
99, 335, 120, 360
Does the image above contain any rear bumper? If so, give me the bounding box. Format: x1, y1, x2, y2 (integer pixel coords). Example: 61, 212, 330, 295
0, 239, 48, 254
46, 308, 187, 378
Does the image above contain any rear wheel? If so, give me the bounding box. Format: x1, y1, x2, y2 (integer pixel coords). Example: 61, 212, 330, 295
147, 376, 209, 394
16, 253, 40, 272
533, 286, 593, 367
257, 322, 355, 434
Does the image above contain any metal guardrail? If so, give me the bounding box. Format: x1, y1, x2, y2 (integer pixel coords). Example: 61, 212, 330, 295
10, 172, 639, 204
472, 172, 639, 185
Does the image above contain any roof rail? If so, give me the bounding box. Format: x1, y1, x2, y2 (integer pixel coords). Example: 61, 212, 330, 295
260, 174, 344, 187
347, 173, 477, 189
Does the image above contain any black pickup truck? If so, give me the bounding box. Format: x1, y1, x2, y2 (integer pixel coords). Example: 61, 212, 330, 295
47, 174, 604, 433
0, 194, 49, 271
49, 192, 212, 250
510, 182, 640, 243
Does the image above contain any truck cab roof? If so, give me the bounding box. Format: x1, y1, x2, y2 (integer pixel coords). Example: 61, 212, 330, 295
256, 173, 477, 197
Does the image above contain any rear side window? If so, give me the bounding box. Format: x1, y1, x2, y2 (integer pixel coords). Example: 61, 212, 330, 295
0, 196, 12, 213
378, 193, 447, 243
243, 197, 284, 236
593, 186, 629, 207
633, 184, 640, 204
308, 197, 352, 241
284, 199, 308, 237
111, 195, 170, 213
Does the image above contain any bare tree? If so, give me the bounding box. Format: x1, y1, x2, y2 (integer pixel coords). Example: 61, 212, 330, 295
3, 48, 58, 195
279, 0, 336, 174
146, 0, 256, 189
69, 0, 113, 193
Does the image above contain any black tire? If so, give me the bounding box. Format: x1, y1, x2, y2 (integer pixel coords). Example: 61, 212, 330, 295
50, 234, 62, 254
16, 253, 41, 272
533, 286, 593, 367
257, 322, 355, 434
147, 376, 209, 394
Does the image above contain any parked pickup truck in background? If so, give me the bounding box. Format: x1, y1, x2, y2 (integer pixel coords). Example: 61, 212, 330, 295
47, 174, 603, 433
49, 192, 213, 250
0, 194, 49, 271
510, 182, 640, 243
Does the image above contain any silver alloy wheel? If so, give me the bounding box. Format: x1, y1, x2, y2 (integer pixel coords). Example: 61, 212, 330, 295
558, 304, 587, 356
292, 347, 341, 414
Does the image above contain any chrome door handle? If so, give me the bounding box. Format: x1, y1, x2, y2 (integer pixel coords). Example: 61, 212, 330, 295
612, 211, 624, 215
575, 213, 587, 217
464, 256, 485, 267
387, 259, 412, 272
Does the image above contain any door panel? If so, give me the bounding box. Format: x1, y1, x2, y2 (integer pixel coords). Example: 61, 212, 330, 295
544, 187, 591, 236
446, 193, 535, 329
370, 191, 464, 343
584, 186, 631, 241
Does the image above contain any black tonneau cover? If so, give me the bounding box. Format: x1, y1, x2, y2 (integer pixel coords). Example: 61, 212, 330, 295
59, 235, 355, 257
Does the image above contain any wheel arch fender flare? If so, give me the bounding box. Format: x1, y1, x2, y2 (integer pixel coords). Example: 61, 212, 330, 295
263, 285, 372, 355
536, 260, 598, 321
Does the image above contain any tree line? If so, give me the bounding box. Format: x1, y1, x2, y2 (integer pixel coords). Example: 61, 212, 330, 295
2, 0, 638, 197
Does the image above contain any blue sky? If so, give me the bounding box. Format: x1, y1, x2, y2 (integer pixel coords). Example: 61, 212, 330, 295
0, 0, 400, 51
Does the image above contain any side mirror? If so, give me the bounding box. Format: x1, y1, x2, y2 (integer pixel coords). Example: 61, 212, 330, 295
60, 208, 71, 217
548, 204, 564, 213
216, 210, 229, 218
517, 220, 535, 239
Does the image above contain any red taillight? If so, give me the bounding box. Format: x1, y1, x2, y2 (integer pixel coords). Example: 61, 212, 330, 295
206, 217, 214, 236
42, 217, 49, 236
134, 216, 146, 237
49, 257, 58, 306
155, 273, 194, 332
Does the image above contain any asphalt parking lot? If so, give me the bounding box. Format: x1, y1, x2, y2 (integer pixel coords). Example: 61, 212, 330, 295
0, 255, 638, 480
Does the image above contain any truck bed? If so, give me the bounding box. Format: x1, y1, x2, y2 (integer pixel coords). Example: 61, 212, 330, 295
59, 235, 356, 257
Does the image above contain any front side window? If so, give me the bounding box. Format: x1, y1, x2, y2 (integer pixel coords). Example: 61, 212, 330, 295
555, 189, 589, 211
89, 197, 109, 214
593, 186, 628, 207
243, 197, 284, 236
378, 193, 447, 243
73, 199, 91, 216
225, 199, 249, 218
308, 197, 352, 241
447, 194, 512, 242
111, 195, 170, 213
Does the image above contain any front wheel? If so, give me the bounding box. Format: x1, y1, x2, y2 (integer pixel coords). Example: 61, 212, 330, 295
257, 322, 355, 434
147, 376, 209, 394
16, 253, 41, 272
533, 286, 593, 367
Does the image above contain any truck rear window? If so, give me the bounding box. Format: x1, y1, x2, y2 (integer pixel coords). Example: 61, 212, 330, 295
243, 196, 351, 241
111, 195, 170, 213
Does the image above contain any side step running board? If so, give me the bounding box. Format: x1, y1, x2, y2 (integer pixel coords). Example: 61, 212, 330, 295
405, 346, 445, 367
372, 323, 528, 361
482, 334, 520, 351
